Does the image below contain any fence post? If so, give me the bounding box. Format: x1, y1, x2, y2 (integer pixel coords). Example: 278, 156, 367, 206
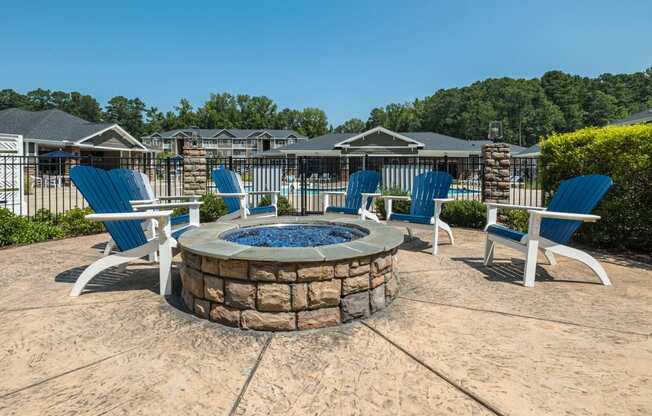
300, 156, 306, 216
182, 139, 207, 196
165, 157, 172, 196
228, 156, 233, 171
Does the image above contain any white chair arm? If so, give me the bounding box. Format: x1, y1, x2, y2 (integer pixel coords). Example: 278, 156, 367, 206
85, 211, 173, 222
156, 195, 201, 200
130, 199, 157, 205
529, 210, 600, 222
433, 198, 454, 203
133, 202, 203, 211
361, 192, 381, 197
381, 195, 411, 201
214, 192, 248, 197
322, 191, 347, 196
486, 202, 545, 211
248, 190, 281, 195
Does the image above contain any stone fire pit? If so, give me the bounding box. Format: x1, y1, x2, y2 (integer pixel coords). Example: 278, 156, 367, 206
177, 216, 403, 331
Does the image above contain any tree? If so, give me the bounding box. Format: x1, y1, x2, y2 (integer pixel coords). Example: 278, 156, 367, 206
104, 96, 146, 137
334, 118, 366, 133
298, 108, 328, 138
0, 89, 27, 110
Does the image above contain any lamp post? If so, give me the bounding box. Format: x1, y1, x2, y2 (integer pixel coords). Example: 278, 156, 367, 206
488, 121, 503, 142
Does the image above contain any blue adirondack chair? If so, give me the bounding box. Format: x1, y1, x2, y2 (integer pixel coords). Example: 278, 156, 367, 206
110, 168, 198, 227
322, 170, 381, 222
383, 171, 454, 254
484, 174, 613, 287
69, 166, 193, 297
211, 166, 279, 220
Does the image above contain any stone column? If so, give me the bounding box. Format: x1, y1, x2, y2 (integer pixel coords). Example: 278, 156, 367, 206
482, 143, 510, 203
182, 137, 207, 195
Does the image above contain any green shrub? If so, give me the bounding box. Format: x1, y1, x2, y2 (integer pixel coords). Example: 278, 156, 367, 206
540, 124, 652, 251
259, 195, 292, 216
199, 193, 228, 222
58, 208, 104, 236
0, 208, 64, 247
441, 200, 486, 228
374, 186, 410, 219
502, 209, 529, 233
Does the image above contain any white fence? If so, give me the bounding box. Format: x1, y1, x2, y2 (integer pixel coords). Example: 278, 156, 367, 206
0, 134, 24, 215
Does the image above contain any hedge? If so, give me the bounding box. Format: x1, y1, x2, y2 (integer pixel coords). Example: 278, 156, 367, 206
540, 124, 652, 252
0, 207, 103, 247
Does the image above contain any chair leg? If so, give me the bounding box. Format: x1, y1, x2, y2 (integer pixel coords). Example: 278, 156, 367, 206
551, 245, 611, 286
439, 220, 454, 245
432, 220, 440, 255
483, 237, 495, 266
70, 240, 158, 297
103, 239, 115, 257
523, 239, 539, 287
544, 250, 557, 265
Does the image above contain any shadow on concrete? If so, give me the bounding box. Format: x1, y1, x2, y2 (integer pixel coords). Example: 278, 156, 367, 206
55, 264, 183, 295
451, 256, 604, 286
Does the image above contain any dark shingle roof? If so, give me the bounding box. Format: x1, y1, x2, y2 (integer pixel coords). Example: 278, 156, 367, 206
0, 108, 114, 142
611, 109, 652, 125
147, 128, 305, 139
274, 131, 526, 154
514, 143, 540, 157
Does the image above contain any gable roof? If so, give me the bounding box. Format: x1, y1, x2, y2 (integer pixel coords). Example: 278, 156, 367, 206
0, 108, 146, 150
274, 129, 525, 155
144, 128, 305, 139
611, 108, 652, 125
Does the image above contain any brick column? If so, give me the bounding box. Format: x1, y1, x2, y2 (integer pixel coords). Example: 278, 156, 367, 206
183, 138, 207, 195
482, 143, 510, 203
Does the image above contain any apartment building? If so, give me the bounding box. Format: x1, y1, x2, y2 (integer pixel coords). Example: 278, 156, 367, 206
141, 128, 306, 157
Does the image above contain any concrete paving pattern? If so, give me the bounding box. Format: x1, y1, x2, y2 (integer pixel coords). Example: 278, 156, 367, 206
0, 227, 650, 415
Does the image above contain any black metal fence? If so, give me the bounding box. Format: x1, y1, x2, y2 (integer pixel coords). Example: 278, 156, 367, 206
0, 155, 542, 218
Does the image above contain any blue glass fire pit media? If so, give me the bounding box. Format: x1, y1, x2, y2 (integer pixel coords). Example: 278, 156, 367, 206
219, 223, 369, 248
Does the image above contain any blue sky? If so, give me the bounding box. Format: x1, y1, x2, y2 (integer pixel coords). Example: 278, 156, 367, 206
1, 0, 651, 126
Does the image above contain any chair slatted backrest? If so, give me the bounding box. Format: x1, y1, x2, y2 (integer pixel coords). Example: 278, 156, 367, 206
70, 166, 148, 252
540, 175, 613, 244
109, 169, 149, 201
211, 166, 243, 214
345, 170, 381, 210
410, 171, 453, 217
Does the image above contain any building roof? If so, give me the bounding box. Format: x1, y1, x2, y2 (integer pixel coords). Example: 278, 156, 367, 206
0, 108, 115, 142
271, 129, 525, 156
144, 128, 305, 139
514, 143, 541, 157
611, 109, 652, 125
0, 108, 147, 151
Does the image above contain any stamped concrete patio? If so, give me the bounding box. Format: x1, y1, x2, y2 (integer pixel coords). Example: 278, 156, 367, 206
0, 226, 650, 415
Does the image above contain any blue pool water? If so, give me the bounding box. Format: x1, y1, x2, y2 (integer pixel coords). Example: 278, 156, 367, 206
220, 223, 368, 247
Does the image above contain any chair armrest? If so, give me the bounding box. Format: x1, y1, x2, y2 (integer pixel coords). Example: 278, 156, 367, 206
486, 202, 544, 211
433, 198, 454, 203
133, 202, 203, 211
322, 191, 347, 196
130, 199, 157, 205
157, 195, 201, 200
529, 210, 600, 222
85, 211, 173, 222
214, 192, 247, 197
381, 195, 411, 201
361, 192, 381, 197
248, 191, 280, 195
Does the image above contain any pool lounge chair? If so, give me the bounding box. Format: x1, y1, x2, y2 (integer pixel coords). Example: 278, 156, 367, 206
69, 166, 200, 297
211, 166, 279, 220
322, 170, 381, 222
484, 174, 613, 287
383, 171, 454, 255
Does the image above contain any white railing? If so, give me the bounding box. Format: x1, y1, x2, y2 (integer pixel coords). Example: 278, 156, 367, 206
0, 134, 24, 215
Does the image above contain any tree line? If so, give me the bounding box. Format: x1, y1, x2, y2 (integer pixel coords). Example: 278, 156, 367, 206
0, 90, 329, 139
336, 68, 652, 145
1, 67, 651, 144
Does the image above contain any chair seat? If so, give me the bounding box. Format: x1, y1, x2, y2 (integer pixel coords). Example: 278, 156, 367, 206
388, 213, 432, 225
326, 206, 359, 215
486, 224, 526, 242
170, 213, 189, 226
249, 205, 276, 215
